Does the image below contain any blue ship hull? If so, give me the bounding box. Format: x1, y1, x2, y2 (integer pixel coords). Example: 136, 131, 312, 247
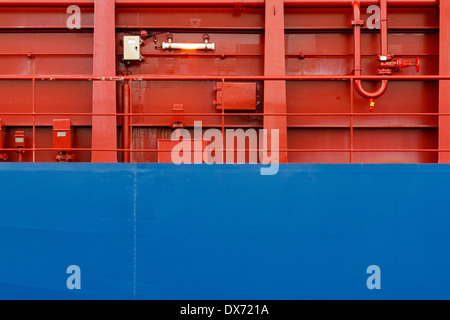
0, 164, 449, 299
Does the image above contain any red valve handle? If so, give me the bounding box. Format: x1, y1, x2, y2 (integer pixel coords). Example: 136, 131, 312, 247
399, 58, 420, 72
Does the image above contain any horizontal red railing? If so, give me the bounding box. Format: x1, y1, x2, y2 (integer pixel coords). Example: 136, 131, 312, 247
0, 0, 439, 7
0, 148, 446, 152
0, 75, 448, 81
0, 113, 445, 116
0, 75, 445, 162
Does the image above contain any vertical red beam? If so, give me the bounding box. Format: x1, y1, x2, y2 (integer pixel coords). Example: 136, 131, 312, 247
350, 79, 354, 164
440, 1, 450, 163
122, 81, 130, 163
129, 80, 134, 162
264, 0, 288, 163
32, 78, 36, 163
92, 0, 117, 162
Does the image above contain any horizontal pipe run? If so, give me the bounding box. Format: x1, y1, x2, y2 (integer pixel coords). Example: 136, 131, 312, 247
116, 0, 441, 7
0, 112, 447, 116
0, 0, 93, 6
0, 147, 445, 152
0, 53, 437, 58
0, 75, 448, 81
0, 0, 439, 7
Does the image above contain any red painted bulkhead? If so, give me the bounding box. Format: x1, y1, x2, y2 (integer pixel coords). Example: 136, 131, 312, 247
0, 0, 445, 163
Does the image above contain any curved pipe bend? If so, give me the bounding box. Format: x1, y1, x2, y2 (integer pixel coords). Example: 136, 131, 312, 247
354, 79, 388, 99
352, 0, 388, 100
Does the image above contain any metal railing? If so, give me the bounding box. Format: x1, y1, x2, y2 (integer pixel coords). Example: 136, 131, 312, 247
0, 74, 446, 163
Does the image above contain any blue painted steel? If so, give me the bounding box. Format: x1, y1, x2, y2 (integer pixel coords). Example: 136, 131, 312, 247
0, 164, 449, 299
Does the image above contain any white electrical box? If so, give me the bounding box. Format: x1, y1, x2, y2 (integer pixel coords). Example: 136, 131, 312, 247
123, 36, 141, 61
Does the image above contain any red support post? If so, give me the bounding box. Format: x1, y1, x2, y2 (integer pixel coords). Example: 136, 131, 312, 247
264, 0, 288, 163
122, 81, 130, 163
92, 0, 117, 162
440, 1, 450, 163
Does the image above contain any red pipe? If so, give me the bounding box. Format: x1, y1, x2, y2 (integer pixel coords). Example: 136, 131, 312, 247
284, 0, 438, 7
118, 0, 439, 7
122, 81, 131, 163
0, 75, 446, 81
353, 0, 388, 100
379, 0, 388, 57
0, 0, 439, 7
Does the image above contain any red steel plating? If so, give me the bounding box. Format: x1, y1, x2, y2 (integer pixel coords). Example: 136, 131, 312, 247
0, 0, 445, 164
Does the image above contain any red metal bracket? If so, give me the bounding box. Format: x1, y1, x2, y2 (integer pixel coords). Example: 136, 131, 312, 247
15, 131, 25, 162
172, 104, 185, 128
15, 131, 25, 149
54, 152, 75, 162
53, 119, 75, 162
0, 118, 7, 161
